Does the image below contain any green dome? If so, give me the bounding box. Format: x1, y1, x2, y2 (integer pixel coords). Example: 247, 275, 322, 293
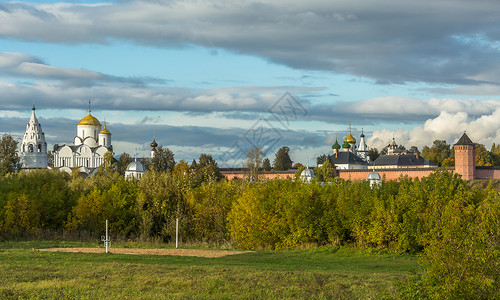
332, 139, 341, 149
342, 141, 351, 148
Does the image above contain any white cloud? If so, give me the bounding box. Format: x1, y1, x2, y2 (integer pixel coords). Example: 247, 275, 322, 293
367, 109, 500, 150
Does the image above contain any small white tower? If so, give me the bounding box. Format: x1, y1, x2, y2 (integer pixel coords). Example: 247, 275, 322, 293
357, 129, 369, 162
20, 105, 47, 169
150, 137, 158, 159
98, 122, 112, 150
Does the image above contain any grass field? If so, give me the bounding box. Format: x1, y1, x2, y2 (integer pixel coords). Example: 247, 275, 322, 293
0, 240, 419, 299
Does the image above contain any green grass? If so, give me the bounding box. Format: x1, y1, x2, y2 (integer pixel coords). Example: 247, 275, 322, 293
0, 240, 419, 299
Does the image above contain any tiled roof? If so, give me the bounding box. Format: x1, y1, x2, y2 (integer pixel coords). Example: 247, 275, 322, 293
373, 154, 437, 167
328, 152, 368, 165
455, 132, 474, 145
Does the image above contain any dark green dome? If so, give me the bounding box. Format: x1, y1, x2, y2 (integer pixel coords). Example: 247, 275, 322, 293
332, 139, 341, 149
342, 141, 351, 148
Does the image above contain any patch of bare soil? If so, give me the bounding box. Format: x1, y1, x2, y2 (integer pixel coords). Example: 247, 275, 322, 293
38, 248, 251, 258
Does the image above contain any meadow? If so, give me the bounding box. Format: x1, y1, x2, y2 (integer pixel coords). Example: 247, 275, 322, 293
0, 240, 418, 299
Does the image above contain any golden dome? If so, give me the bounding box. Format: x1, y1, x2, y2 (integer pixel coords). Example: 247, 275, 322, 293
344, 131, 356, 144
99, 123, 111, 135
78, 110, 101, 126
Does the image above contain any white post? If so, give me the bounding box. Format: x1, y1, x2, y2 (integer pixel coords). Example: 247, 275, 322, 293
105, 219, 109, 253
102, 219, 110, 253
176, 218, 179, 249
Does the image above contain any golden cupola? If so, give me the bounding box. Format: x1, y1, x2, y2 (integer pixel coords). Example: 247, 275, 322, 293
344, 125, 356, 144
78, 110, 101, 126
99, 123, 111, 135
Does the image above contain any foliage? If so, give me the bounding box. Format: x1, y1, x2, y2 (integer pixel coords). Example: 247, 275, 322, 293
491, 143, 500, 166
320, 160, 335, 182
475, 143, 494, 167
117, 152, 132, 175
245, 146, 263, 180
94, 151, 116, 177
262, 158, 272, 171
0, 170, 75, 237
194, 153, 223, 184
273, 146, 292, 171
316, 154, 327, 165
67, 178, 138, 237
151, 146, 176, 172
421, 140, 452, 166
185, 181, 244, 243
295, 165, 306, 180
172, 160, 190, 178
419, 180, 500, 299
1, 166, 499, 300
0, 134, 20, 176
368, 148, 380, 161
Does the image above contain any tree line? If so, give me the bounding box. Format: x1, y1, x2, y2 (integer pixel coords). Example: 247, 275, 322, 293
0, 168, 498, 298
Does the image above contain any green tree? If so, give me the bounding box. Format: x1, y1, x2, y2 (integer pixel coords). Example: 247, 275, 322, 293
273, 146, 292, 171
195, 154, 223, 183
245, 146, 263, 180
151, 146, 176, 172
316, 154, 327, 165
173, 160, 190, 178
421, 140, 452, 166
368, 148, 380, 161
117, 152, 132, 175
0, 134, 20, 176
419, 179, 500, 299
475, 143, 494, 167
491, 143, 500, 166
262, 158, 272, 171
320, 160, 335, 182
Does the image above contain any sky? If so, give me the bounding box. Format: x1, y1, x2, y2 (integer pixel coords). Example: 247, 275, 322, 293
2, 0, 500, 167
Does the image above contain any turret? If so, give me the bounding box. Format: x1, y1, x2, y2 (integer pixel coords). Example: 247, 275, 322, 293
98, 122, 112, 149
20, 105, 47, 169
357, 129, 369, 161
150, 137, 158, 159
454, 132, 475, 180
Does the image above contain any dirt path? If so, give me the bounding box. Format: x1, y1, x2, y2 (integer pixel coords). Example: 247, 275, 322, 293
39, 247, 251, 258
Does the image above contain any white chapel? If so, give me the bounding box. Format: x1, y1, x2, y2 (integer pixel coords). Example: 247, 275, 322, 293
19, 105, 48, 170
53, 102, 112, 173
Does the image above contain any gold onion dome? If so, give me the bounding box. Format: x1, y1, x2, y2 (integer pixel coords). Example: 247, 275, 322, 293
344, 131, 356, 144
99, 123, 111, 135
78, 110, 101, 126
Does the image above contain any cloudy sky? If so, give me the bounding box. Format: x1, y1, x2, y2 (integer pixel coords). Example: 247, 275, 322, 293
2, 0, 500, 166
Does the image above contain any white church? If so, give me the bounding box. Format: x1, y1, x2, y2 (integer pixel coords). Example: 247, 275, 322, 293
19, 105, 48, 170
52, 103, 113, 174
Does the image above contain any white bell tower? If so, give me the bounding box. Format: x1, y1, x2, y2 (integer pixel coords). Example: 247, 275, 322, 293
20, 105, 47, 169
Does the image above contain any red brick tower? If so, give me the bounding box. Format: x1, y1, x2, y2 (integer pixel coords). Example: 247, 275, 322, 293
454, 132, 475, 180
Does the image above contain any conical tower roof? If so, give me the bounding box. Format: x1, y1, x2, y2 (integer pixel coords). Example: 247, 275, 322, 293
455, 132, 474, 145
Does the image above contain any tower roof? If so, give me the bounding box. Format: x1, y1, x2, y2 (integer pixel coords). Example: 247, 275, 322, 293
78, 100, 101, 126
332, 139, 341, 150
342, 140, 351, 148
99, 123, 111, 135
150, 137, 158, 148
455, 132, 474, 145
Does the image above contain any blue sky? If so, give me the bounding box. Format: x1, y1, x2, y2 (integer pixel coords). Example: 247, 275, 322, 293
2, 0, 500, 166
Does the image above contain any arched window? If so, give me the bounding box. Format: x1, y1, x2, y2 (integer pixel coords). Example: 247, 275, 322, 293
28, 144, 33, 152
38, 144, 42, 152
